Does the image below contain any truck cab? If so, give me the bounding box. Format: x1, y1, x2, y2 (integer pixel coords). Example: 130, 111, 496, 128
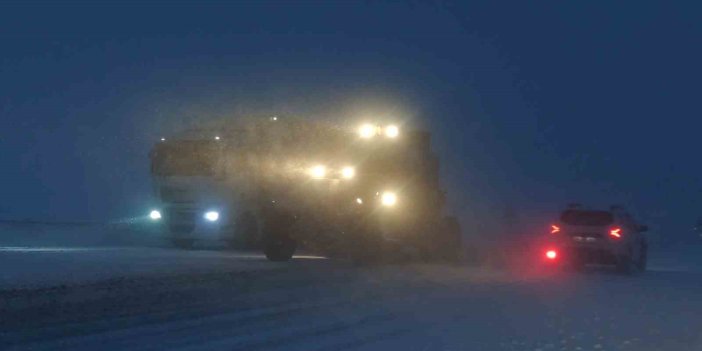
149, 136, 237, 248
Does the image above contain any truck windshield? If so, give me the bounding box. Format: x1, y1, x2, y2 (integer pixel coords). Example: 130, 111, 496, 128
560, 210, 614, 226
150, 141, 217, 176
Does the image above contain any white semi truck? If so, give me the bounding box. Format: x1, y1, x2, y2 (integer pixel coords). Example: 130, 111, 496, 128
148, 117, 462, 262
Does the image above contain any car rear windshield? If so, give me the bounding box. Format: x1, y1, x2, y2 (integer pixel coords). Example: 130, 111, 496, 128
559, 210, 614, 226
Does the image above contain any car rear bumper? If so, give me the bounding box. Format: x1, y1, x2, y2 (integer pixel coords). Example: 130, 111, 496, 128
563, 246, 619, 265
544, 236, 629, 266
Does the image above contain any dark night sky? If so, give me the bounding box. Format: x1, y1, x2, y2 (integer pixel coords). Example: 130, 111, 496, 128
1, 1, 700, 239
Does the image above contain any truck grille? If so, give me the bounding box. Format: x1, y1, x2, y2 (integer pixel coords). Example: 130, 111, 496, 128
160, 187, 194, 203
167, 209, 197, 223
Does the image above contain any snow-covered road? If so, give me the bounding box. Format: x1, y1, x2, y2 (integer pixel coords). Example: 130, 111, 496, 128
1, 225, 702, 350
0, 247, 324, 289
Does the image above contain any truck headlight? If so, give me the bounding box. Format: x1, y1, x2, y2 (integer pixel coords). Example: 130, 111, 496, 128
149, 210, 162, 220
309, 165, 326, 179
204, 211, 220, 222
381, 192, 397, 207
359, 124, 376, 138
384, 125, 399, 138
341, 167, 355, 179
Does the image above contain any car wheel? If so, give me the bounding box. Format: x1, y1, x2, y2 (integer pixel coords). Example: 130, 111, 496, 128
616, 253, 637, 275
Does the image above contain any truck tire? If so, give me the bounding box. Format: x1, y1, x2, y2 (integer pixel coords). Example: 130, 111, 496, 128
261, 208, 297, 262
264, 236, 296, 262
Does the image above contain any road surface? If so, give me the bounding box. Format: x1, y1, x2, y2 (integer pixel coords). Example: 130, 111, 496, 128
1, 231, 702, 350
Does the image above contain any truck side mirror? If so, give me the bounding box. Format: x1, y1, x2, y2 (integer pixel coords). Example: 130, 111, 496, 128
638, 225, 649, 232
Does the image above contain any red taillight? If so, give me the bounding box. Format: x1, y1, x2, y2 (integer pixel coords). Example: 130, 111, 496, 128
610, 227, 622, 239
551, 225, 560, 234
546, 250, 558, 260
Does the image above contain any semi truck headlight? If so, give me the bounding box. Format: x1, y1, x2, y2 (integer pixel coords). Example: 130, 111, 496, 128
309, 165, 326, 179
204, 211, 220, 222
149, 210, 162, 220
359, 124, 376, 138
384, 125, 399, 138
381, 192, 397, 207
341, 167, 355, 179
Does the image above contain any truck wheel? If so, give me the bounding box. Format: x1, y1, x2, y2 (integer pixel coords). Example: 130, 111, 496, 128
264, 236, 296, 262
261, 209, 297, 262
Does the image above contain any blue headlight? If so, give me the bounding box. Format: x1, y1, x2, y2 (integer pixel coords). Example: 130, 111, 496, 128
149, 210, 162, 220
204, 211, 220, 222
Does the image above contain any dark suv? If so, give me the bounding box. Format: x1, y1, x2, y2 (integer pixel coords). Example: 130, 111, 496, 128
544, 206, 648, 274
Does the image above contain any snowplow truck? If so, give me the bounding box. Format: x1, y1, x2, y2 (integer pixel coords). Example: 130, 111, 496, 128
149, 117, 462, 262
